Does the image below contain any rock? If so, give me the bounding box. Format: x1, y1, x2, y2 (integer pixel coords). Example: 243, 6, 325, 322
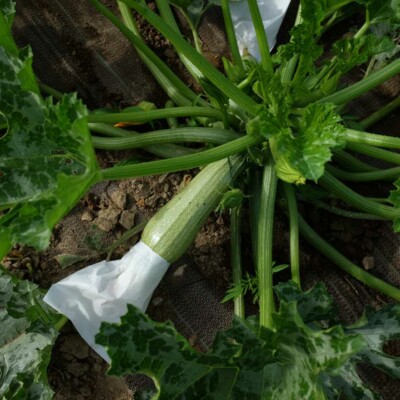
362, 256, 375, 270
119, 210, 136, 230
81, 210, 94, 221
111, 190, 127, 210
94, 208, 121, 232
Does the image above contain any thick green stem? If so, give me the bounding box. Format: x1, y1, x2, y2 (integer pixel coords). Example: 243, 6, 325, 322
283, 183, 300, 287
120, 0, 258, 115
221, 0, 245, 75
346, 143, 400, 165
319, 172, 400, 219
92, 127, 240, 150
300, 198, 386, 220
101, 134, 261, 180
156, 0, 202, 78
54, 315, 69, 332
96, 0, 201, 107
327, 165, 400, 182
359, 96, 400, 130
318, 58, 400, 106
249, 167, 262, 260
258, 160, 277, 330
247, 0, 274, 74
333, 149, 377, 172
344, 128, 400, 149
89, 123, 198, 157
38, 81, 63, 100
88, 106, 224, 124
231, 206, 245, 318
323, 0, 354, 19
298, 213, 400, 301
165, 100, 179, 129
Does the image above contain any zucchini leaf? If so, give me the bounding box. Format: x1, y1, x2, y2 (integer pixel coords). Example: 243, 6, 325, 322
274, 0, 326, 81
322, 303, 400, 399
0, 268, 59, 399
0, 0, 100, 256
97, 282, 367, 399
359, 0, 400, 25
249, 100, 345, 184
332, 34, 396, 74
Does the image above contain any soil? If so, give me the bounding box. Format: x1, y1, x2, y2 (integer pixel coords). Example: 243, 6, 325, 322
4, 1, 400, 399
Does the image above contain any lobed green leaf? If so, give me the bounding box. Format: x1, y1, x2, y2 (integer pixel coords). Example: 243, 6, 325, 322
98, 282, 369, 399
0, 268, 59, 400
0, 4, 100, 255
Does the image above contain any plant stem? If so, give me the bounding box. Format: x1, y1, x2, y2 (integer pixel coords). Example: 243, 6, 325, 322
106, 220, 148, 260
283, 183, 300, 287
353, 9, 370, 39
89, 123, 199, 157
247, 0, 273, 74
165, 100, 179, 129
92, 127, 240, 150
346, 142, 400, 165
230, 206, 245, 318
101, 134, 261, 180
54, 315, 69, 332
319, 172, 400, 219
359, 96, 400, 130
120, 0, 258, 115
327, 164, 400, 182
298, 213, 400, 301
89, 123, 137, 137
221, 0, 245, 75
38, 81, 63, 100
318, 58, 400, 106
156, 0, 203, 78
344, 128, 400, 149
300, 198, 386, 220
323, 0, 354, 19
333, 149, 377, 172
258, 159, 277, 330
97, 0, 201, 107
88, 106, 225, 124
249, 167, 262, 260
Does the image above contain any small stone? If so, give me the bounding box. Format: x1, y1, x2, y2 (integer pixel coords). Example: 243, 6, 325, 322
110, 190, 127, 209
119, 210, 136, 230
94, 208, 121, 232
362, 256, 375, 270
152, 296, 164, 306
81, 210, 94, 221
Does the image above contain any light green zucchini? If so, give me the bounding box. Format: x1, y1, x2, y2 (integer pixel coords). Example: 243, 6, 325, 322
141, 156, 245, 263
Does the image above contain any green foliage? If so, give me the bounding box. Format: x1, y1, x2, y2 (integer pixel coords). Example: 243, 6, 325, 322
0, 268, 59, 399
98, 282, 400, 399
0, 5, 100, 257
222, 263, 289, 304
332, 34, 396, 74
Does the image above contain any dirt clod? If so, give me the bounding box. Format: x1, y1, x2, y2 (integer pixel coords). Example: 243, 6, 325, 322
119, 210, 136, 230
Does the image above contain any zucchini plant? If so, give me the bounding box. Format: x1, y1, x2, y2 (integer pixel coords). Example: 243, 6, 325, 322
1, 0, 400, 398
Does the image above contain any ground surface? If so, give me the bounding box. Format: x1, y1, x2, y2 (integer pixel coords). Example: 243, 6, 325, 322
4, 1, 400, 399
